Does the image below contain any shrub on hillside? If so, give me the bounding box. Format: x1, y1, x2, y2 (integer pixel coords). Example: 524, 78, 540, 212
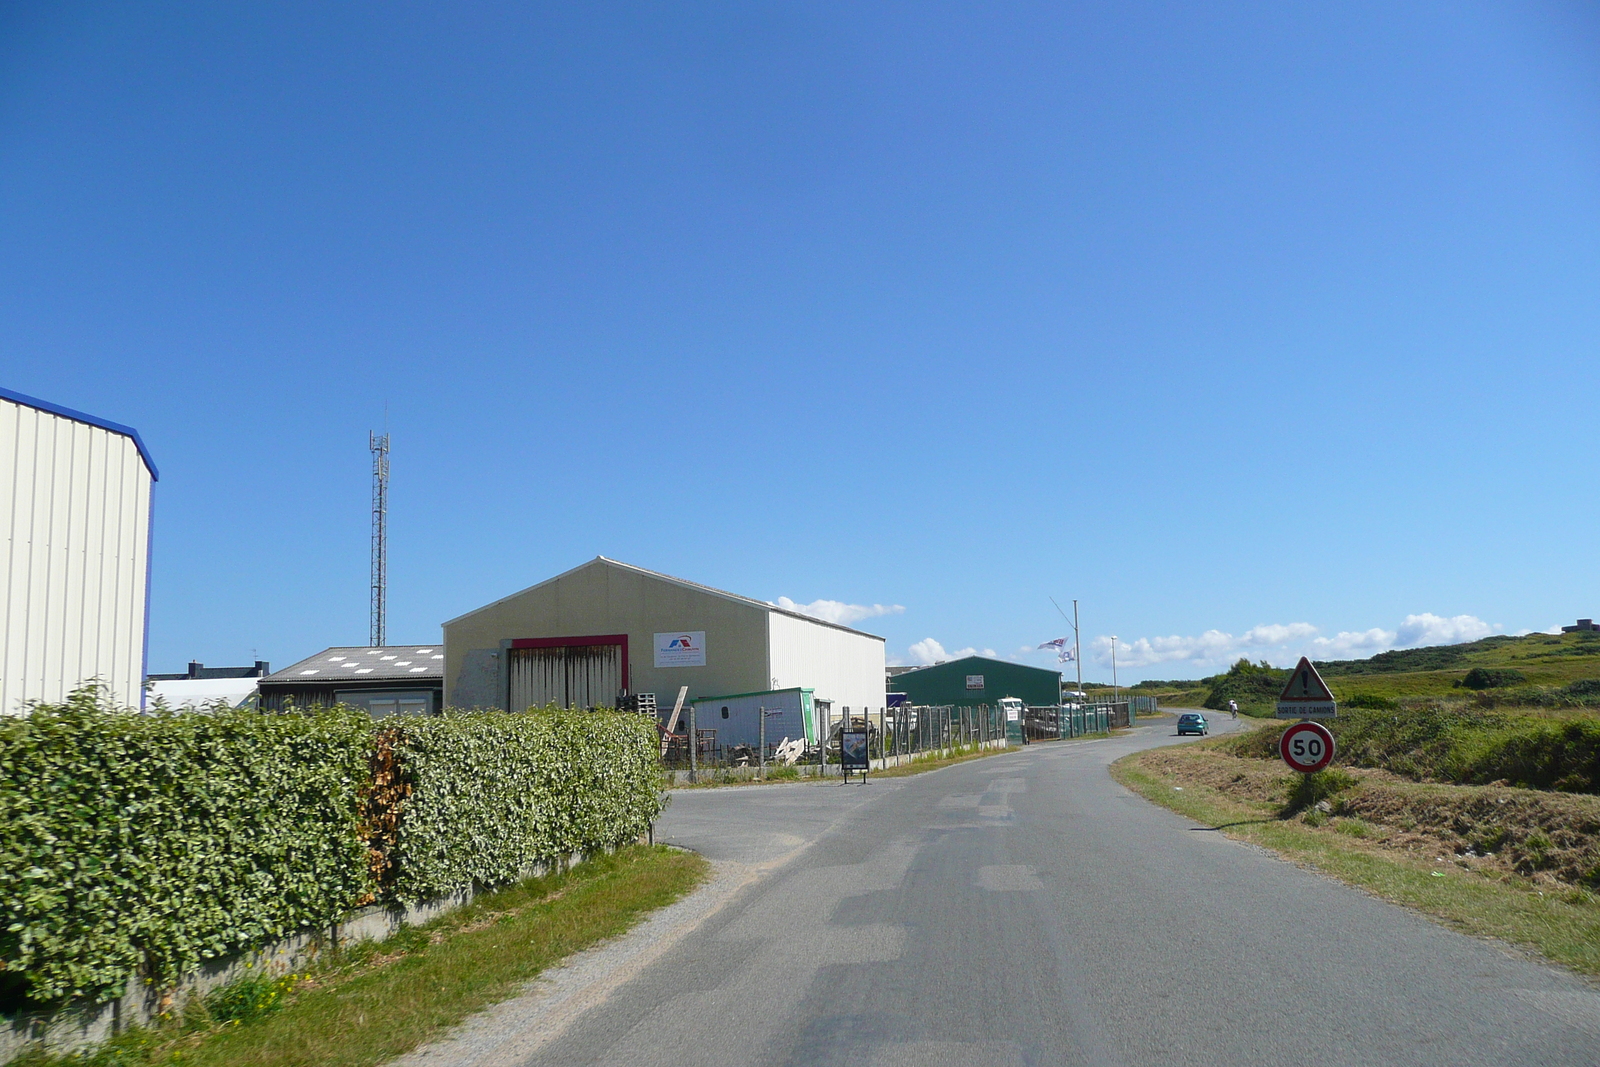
1455, 717, 1600, 793
1459, 667, 1528, 690
1221, 704, 1600, 795
1202, 659, 1288, 716
1565, 679, 1600, 702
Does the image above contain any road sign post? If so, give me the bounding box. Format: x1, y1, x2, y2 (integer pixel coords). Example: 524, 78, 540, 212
1275, 656, 1337, 720
1280, 720, 1336, 773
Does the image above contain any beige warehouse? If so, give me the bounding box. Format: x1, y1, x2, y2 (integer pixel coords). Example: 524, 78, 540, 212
443, 557, 886, 719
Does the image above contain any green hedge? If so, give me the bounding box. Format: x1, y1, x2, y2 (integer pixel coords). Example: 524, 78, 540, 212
0, 693, 663, 1011
0, 691, 373, 1007
386, 709, 664, 902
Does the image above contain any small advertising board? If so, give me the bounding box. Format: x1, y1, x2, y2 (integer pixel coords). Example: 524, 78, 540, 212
840, 729, 869, 784
654, 631, 706, 668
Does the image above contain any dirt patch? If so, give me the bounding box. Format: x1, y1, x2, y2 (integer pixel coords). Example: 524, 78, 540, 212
1137, 745, 1600, 891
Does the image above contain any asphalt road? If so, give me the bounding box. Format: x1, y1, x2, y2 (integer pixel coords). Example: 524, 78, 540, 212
402, 716, 1600, 1067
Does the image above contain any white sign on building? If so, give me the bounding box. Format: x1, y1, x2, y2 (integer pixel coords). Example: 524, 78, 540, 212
966, 674, 985, 690
654, 631, 707, 668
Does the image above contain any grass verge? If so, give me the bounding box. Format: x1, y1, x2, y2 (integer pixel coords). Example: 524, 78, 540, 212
1112, 748, 1600, 978
868, 743, 1018, 779
21, 845, 708, 1067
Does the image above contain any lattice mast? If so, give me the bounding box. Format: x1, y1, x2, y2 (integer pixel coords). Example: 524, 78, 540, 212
369, 431, 390, 647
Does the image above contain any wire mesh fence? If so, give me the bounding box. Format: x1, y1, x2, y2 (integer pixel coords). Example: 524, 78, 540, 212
658, 696, 1162, 778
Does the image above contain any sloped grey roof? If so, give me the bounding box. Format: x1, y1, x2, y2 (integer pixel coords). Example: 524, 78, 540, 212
443, 556, 886, 640
261, 646, 444, 685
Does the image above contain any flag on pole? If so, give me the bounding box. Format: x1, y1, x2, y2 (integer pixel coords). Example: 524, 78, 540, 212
1039, 638, 1075, 663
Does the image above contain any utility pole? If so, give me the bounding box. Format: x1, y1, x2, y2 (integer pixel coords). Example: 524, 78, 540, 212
1074, 599, 1082, 700
1111, 636, 1119, 704
369, 431, 390, 648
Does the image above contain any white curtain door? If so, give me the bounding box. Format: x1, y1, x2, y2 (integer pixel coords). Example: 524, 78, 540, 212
509, 644, 622, 710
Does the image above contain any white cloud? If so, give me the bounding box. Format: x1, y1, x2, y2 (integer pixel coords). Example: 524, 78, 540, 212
774, 597, 904, 626
1090, 614, 1498, 671
1309, 628, 1397, 658
903, 638, 995, 666
1394, 613, 1493, 647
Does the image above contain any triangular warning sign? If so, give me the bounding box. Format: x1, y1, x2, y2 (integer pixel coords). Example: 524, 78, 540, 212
1279, 656, 1334, 702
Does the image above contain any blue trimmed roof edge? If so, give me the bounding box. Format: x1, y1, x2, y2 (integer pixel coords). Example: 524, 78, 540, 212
0, 385, 159, 480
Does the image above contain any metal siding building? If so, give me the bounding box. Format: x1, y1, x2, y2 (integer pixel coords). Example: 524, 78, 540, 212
888, 655, 1061, 708
258, 645, 445, 714
1, 388, 157, 715
443, 557, 886, 717
690, 687, 812, 749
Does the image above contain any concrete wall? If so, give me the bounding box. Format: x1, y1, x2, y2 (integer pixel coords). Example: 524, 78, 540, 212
443, 559, 772, 709
1, 398, 153, 715
767, 609, 886, 716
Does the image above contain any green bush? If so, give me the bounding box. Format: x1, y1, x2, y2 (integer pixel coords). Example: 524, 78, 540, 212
1201, 659, 1288, 717
0, 693, 664, 1013
1222, 705, 1600, 794
202, 971, 296, 1024
0, 690, 374, 1007
1459, 667, 1528, 690
1284, 768, 1357, 814
1565, 679, 1600, 702
1455, 717, 1600, 793
387, 709, 664, 902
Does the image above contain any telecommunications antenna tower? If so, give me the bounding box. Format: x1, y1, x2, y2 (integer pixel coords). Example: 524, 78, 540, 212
369, 430, 390, 647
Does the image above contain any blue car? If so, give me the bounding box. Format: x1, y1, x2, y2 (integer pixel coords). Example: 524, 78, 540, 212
1177, 713, 1209, 736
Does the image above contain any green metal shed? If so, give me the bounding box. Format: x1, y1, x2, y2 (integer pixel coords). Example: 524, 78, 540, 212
888, 655, 1060, 707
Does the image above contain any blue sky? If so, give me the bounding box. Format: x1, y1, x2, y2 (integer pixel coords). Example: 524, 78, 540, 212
4, 2, 1598, 684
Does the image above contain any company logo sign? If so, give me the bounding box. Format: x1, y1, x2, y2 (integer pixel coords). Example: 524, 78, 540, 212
654, 631, 707, 668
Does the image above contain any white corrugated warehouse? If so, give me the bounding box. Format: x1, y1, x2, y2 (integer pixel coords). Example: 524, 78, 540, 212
1, 387, 158, 715
443, 557, 886, 734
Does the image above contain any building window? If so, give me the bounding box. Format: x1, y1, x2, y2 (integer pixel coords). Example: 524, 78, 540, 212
721, 706, 730, 719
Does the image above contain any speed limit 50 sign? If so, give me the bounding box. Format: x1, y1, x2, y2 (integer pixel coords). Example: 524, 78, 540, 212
1280, 721, 1336, 774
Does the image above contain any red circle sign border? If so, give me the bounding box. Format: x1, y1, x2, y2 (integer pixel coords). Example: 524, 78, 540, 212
1280, 721, 1336, 774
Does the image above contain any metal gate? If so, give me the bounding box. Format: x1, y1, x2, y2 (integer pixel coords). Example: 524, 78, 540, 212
508, 643, 623, 710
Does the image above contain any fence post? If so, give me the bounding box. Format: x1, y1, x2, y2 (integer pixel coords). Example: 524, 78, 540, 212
688, 703, 698, 784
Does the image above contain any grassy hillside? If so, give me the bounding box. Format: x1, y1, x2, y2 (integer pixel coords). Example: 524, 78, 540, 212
1192, 631, 1600, 716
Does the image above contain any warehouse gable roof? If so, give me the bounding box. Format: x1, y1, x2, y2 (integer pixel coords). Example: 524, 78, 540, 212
0, 385, 159, 480
443, 556, 886, 641
262, 646, 445, 684
891, 654, 1060, 677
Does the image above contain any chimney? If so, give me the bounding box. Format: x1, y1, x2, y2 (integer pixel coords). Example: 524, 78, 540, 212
188, 661, 203, 679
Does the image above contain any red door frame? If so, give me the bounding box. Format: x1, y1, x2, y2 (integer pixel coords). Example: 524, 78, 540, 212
508, 634, 630, 693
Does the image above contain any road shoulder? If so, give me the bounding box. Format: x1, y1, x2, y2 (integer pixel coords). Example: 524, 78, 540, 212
1112, 741, 1600, 980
